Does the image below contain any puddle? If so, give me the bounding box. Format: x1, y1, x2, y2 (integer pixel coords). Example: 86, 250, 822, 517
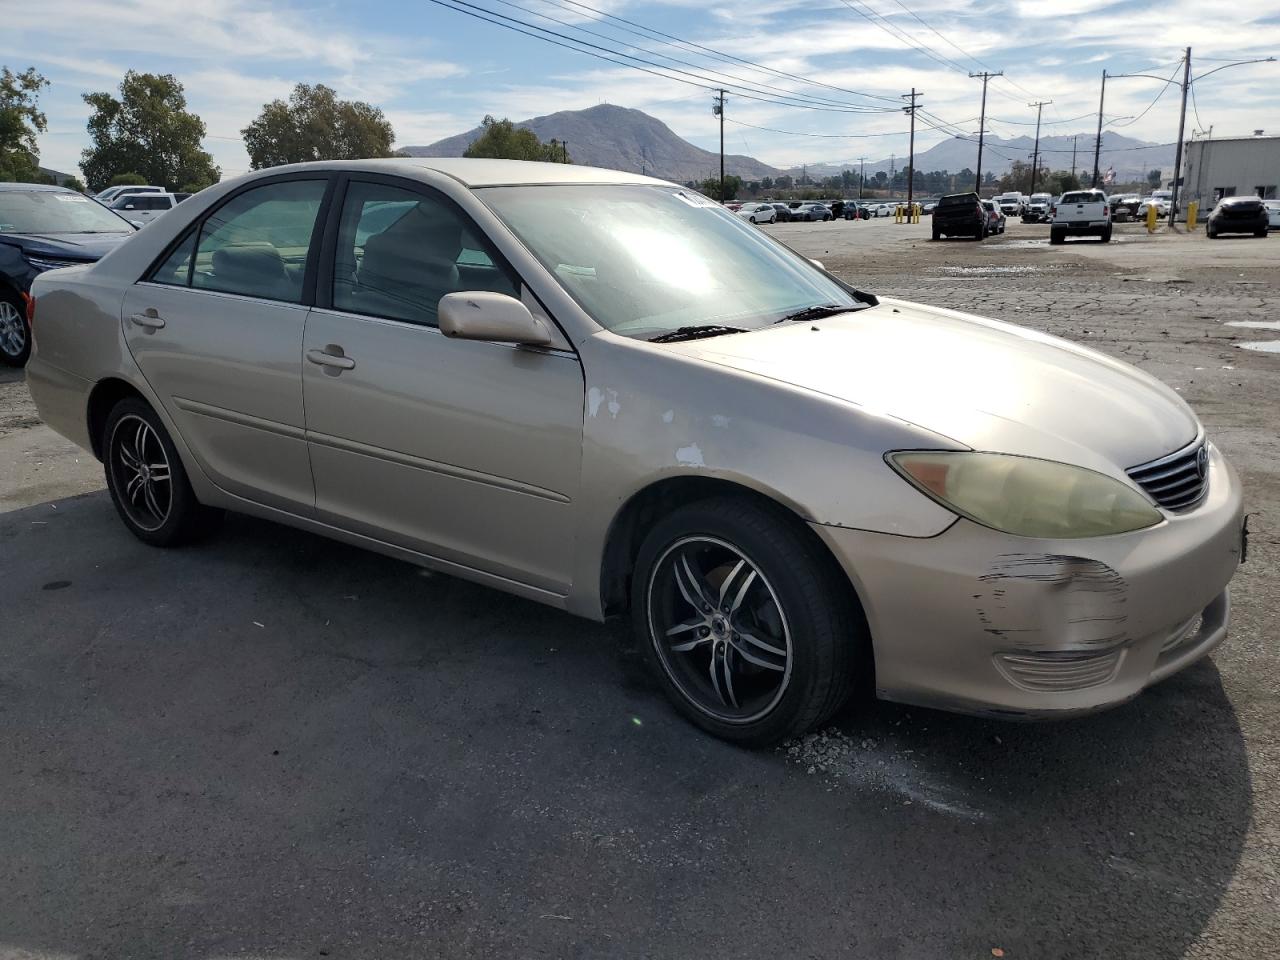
1225, 320, 1280, 331
991, 236, 1134, 249
1238, 341, 1280, 353
937, 265, 1048, 275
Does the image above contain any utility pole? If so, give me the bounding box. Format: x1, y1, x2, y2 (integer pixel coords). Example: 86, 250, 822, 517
858, 156, 866, 199
902, 88, 921, 210
890, 154, 895, 190
1028, 100, 1051, 195
1092, 70, 1107, 187
969, 70, 1002, 192
1168, 48, 1191, 228
563, 140, 568, 164
713, 89, 726, 201
1071, 134, 1078, 179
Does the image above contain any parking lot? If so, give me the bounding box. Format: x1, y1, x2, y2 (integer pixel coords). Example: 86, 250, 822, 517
2, 216, 1278, 958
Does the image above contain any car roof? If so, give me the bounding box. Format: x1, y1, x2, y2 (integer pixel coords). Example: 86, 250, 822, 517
0, 182, 74, 193
239, 157, 672, 188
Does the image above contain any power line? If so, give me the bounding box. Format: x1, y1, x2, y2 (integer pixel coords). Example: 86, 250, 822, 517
725, 118, 906, 139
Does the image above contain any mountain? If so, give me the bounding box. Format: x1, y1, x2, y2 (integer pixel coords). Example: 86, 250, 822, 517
402, 104, 782, 183
792, 132, 1175, 182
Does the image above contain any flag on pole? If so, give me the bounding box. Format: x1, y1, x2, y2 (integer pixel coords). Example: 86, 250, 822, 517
1103, 166, 1117, 185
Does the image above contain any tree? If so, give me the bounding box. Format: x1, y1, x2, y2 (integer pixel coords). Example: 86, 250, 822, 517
462, 116, 568, 163
81, 72, 218, 192
1046, 170, 1081, 194
1146, 168, 1162, 189
62, 175, 85, 193
242, 83, 395, 169
760, 176, 773, 191
0, 66, 50, 183
698, 175, 741, 201
110, 172, 146, 187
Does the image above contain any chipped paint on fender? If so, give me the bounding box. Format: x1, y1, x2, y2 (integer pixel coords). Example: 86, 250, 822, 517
587, 387, 604, 417
676, 444, 705, 467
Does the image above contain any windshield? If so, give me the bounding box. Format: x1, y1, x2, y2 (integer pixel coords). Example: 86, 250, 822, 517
1061, 191, 1102, 204
0, 190, 133, 235
480, 184, 862, 339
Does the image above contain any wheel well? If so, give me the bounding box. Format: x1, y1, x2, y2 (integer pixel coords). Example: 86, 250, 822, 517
598, 476, 864, 625
86, 378, 146, 460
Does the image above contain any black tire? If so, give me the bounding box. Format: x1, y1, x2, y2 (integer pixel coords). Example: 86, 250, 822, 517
1207, 228, 1217, 239
102, 397, 223, 547
0, 289, 31, 368
1050, 229, 1065, 245
631, 497, 862, 746
932, 229, 941, 241
1100, 227, 1112, 243
1255, 229, 1267, 238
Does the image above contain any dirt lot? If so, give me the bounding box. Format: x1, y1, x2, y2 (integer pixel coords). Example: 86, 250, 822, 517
1, 218, 1277, 959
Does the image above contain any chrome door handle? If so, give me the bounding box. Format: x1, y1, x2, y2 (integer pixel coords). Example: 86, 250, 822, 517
129, 312, 165, 329
307, 348, 355, 371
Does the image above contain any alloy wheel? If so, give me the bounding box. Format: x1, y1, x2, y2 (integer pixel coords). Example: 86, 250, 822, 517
647, 536, 793, 723
0, 300, 25, 359
109, 414, 173, 532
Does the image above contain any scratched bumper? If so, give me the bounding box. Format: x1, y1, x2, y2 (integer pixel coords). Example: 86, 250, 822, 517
811, 445, 1244, 718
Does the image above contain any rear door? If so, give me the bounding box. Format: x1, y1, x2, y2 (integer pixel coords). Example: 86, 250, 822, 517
301, 175, 584, 595
122, 175, 331, 512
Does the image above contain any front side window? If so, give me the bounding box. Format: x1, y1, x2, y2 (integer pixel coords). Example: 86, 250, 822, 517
190, 179, 326, 303
480, 184, 862, 340
331, 181, 517, 327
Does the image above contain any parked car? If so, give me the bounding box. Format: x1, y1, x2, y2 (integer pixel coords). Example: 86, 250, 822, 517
109, 191, 187, 225
1051, 189, 1112, 243
1206, 196, 1269, 239
1136, 195, 1171, 219
994, 193, 1025, 217
1109, 194, 1141, 221
1022, 192, 1054, 223
0, 182, 136, 366
1264, 199, 1280, 231
828, 199, 845, 219
869, 202, 895, 218
735, 202, 777, 224
932, 191, 986, 240
981, 199, 1007, 235
769, 203, 793, 223
790, 202, 832, 222
920, 198, 939, 215
93, 184, 167, 206
25, 159, 1244, 746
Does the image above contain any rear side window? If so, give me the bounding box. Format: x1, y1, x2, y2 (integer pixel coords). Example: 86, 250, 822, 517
149, 231, 197, 287
331, 180, 518, 327
191, 179, 326, 303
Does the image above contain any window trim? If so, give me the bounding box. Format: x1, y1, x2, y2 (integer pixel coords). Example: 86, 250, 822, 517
314, 172, 522, 325
140, 172, 336, 306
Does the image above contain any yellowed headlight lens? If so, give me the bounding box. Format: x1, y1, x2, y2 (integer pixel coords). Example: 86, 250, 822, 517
888, 451, 1163, 539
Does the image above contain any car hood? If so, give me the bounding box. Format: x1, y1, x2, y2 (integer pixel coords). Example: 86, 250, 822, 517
667, 298, 1198, 472
0, 231, 133, 261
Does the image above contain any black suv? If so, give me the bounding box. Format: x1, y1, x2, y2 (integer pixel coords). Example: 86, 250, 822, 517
932, 192, 986, 241
0, 183, 136, 366
1207, 196, 1269, 239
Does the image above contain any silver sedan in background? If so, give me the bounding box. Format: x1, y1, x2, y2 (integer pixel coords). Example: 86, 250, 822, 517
26, 159, 1244, 745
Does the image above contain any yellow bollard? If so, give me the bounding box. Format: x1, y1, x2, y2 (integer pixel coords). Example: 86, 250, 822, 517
894, 204, 904, 223
1146, 201, 1158, 233
1188, 200, 1199, 231
913, 203, 922, 224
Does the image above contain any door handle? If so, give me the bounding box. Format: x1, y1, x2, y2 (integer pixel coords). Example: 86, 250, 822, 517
129, 311, 165, 330
307, 348, 356, 371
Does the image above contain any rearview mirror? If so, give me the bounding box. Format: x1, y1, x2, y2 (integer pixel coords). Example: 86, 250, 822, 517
438, 291, 552, 347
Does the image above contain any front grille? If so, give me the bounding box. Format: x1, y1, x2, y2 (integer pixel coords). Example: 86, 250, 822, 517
995, 649, 1123, 692
1127, 440, 1209, 511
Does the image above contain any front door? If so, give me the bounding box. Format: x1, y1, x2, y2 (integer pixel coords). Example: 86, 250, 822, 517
123, 176, 329, 513
302, 177, 584, 595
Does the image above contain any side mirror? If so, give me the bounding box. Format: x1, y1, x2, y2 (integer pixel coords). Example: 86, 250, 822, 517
809, 258, 826, 270
124, 204, 136, 210
129, 220, 145, 229
438, 291, 552, 347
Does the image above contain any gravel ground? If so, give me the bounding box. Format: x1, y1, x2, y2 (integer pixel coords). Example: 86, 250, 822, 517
1, 218, 1277, 959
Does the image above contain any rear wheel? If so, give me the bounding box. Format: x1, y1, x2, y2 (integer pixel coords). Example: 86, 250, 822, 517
0, 291, 30, 368
102, 398, 223, 547
1255, 229, 1268, 238
1050, 229, 1065, 245
1100, 227, 1113, 242
1207, 228, 1217, 239
932, 229, 942, 241
632, 498, 861, 745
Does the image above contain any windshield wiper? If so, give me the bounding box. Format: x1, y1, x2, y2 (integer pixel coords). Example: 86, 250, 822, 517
649, 324, 749, 343
772, 304, 864, 324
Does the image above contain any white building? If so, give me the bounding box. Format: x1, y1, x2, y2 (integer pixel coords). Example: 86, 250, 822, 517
1182, 133, 1280, 204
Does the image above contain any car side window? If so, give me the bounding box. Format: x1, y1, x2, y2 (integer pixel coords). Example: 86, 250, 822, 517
148, 230, 198, 287
190, 179, 326, 303
332, 180, 518, 327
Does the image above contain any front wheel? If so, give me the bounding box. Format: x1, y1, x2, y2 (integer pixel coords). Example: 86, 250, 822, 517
0, 291, 30, 368
632, 498, 862, 745
102, 398, 223, 547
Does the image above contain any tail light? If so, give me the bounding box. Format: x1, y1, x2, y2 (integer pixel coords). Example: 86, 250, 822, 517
20, 291, 34, 327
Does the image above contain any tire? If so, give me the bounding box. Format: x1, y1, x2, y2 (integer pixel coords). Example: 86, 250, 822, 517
1207, 228, 1217, 239
1100, 227, 1112, 243
102, 398, 223, 547
0, 289, 31, 368
1050, 229, 1065, 245
631, 497, 862, 746
1255, 229, 1267, 238
932, 229, 941, 241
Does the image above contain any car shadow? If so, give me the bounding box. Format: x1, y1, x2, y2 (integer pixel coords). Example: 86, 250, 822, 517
0, 492, 1252, 959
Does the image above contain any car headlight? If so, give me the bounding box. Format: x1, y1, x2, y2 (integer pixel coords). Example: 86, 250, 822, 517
887, 451, 1163, 539
24, 255, 85, 273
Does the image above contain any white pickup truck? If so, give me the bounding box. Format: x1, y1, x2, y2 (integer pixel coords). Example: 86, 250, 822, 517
1050, 188, 1112, 244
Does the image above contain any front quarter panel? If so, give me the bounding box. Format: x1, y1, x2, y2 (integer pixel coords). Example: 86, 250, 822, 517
566, 331, 962, 617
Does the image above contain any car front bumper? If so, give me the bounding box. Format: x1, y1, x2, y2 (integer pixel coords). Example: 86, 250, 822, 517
811, 444, 1244, 719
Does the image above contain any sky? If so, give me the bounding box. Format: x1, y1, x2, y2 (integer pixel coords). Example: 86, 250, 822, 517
9, 0, 1280, 181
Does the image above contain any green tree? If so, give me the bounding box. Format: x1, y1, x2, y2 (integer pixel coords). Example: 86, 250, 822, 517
463, 116, 569, 162
61, 175, 86, 193
699, 174, 741, 202
0, 66, 50, 183
1046, 170, 1081, 194
81, 72, 219, 192
109, 172, 147, 187
1146, 168, 1162, 189
242, 83, 395, 169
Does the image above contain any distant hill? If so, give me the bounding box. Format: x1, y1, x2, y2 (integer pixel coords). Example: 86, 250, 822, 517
403, 104, 782, 183
793, 132, 1174, 182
